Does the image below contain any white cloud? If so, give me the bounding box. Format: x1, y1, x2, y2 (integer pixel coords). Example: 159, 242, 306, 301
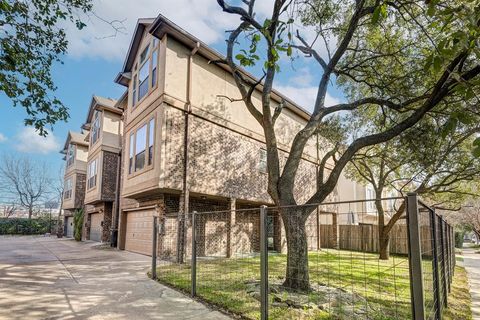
14, 128, 60, 155
0, 133, 6, 143
66, 0, 241, 61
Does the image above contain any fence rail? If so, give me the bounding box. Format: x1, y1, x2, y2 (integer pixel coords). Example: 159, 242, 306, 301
151, 194, 455, 320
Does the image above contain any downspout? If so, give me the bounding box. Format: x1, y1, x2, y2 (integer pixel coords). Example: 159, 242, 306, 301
177, 41, 200, 263
111, 115, 124, 248
111, 149, 122, 247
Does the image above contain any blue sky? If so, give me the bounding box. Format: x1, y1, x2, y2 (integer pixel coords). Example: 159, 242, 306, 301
0, 0, 344, 174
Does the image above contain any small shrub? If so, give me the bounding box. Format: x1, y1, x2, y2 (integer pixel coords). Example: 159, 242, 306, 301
73, 209, 84, 241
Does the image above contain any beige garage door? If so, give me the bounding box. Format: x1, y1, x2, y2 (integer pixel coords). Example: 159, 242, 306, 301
125, 210, 155, 256
90, 213, 103, 242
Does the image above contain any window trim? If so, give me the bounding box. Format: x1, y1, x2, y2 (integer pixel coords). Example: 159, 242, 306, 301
127, 116, 156, 177
66, 144, 75, 167
87, 158, 98, 190
64, 177, 73, 200
131, 37, 160, 109
90, 110, 102, 146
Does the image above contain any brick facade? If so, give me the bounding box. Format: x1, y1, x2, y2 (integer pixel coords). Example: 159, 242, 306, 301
74, 173, 86, 209
101, 151, 118, 202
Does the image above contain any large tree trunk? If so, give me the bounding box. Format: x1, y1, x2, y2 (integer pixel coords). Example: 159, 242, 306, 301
28, 207, 33, 220
281, 211, 310, 291
379, 228, 390, 260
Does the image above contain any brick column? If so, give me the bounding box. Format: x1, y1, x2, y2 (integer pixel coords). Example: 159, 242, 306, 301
227, 198, 236, 257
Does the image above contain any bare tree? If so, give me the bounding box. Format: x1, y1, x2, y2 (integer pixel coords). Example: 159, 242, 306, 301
217, 0, 480, 290
2, 203, 17, 218
0, 155, 51, 219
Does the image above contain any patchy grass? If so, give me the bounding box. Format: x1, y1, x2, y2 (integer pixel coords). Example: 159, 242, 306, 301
443, 266, 472, 320
155, 250, 466, 319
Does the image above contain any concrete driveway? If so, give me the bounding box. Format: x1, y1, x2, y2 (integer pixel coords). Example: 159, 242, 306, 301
0, 236, 229, 320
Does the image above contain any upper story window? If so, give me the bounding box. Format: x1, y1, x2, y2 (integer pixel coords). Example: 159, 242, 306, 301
91, 110, 101, 145
66, 144, 75, 167
87, 159, 97, 189
64, 178, 72, 199
258, 149, 267, 173
131, 38, 160, 107
366, 186, 376, 213
129, 118, 155, 175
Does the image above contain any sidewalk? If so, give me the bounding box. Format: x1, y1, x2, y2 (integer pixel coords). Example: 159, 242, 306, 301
461, 246, 480, 319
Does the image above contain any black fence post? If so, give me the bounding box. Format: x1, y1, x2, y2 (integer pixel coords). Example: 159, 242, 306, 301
430, 209, 442, 319
260, 205, 268, 320
406, 193, 425, 320
444, 220, 451, 293
438, 217, 448, 308
191, 211, 197, 297
152, 216, 158, 280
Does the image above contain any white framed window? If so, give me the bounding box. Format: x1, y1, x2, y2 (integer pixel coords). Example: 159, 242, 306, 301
66, 144, 75, 167
258, 149, 267, 173
91, 110, 101, 145
129, 118, 155, 174
129, 133, 134, 174
135, 124, 147, 171
131, 38, 160, 107
87, 159, 97, 189
64, 178, 72, 199
366, 186, 376, 213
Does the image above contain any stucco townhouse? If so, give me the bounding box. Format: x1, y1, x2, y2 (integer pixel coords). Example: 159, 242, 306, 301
61, 14, 384, 258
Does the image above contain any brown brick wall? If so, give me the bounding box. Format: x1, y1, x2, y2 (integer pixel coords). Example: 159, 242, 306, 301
101, 151, 118, 202
74, 173, 86, 209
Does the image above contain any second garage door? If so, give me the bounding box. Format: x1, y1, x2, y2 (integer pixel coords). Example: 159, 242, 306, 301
90, 213, 103, 242
125, 210, 154, 256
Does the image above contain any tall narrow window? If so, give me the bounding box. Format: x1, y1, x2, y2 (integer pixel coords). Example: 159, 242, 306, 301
258, 149, 267, 173
64, 178, 72, 199
91, 111, 101, 144
148, 118, 155, 165
129, 133, 134, 174
66, 144, 75, 167
87, 159, 97, 189
135, 124, 147, 171
151, 49, 158, 88
132, 74, 137, 107
138, 45, 150, 101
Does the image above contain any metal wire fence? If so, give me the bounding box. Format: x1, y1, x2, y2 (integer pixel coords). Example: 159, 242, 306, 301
150, 193, 455, 320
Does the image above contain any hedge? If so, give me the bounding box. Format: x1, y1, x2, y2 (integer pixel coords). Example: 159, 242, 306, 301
0, 217, 57, 235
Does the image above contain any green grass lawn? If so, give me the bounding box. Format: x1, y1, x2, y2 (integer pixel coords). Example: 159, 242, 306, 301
155, 250, 469, 319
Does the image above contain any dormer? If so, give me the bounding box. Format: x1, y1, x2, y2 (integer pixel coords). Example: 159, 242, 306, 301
82, 95, 123, 154
60, 131, 89, 175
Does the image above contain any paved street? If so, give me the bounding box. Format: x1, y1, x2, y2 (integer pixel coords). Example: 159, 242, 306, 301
462, 247, 480, 320
0, 236, 229, 320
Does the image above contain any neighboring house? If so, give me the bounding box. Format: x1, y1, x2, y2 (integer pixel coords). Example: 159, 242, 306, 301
60, 131, 89, 238
81, 95, 125, 242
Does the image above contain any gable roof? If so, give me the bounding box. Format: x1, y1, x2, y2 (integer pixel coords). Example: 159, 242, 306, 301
60, 131, 88, 154
82, 95, 120, 129
114, 14, 312, 121
115, 18, 155, 86
148, 14, 312, 121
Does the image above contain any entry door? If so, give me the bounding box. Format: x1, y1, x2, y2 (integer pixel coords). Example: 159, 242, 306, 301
66, 217, 74, 238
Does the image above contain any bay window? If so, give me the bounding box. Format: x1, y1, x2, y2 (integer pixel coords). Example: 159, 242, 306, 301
91, 110, 101, 145
87, 159, 97, 189
66, 144, 75, 167
128, 117, 155, 174
131, 37, 160, 107
64, 178, 72, 199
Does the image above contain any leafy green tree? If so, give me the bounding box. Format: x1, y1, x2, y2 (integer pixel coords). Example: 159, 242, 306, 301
0, 0, 93, 135
217, 0, 480, 290
349, 117, 480, 260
